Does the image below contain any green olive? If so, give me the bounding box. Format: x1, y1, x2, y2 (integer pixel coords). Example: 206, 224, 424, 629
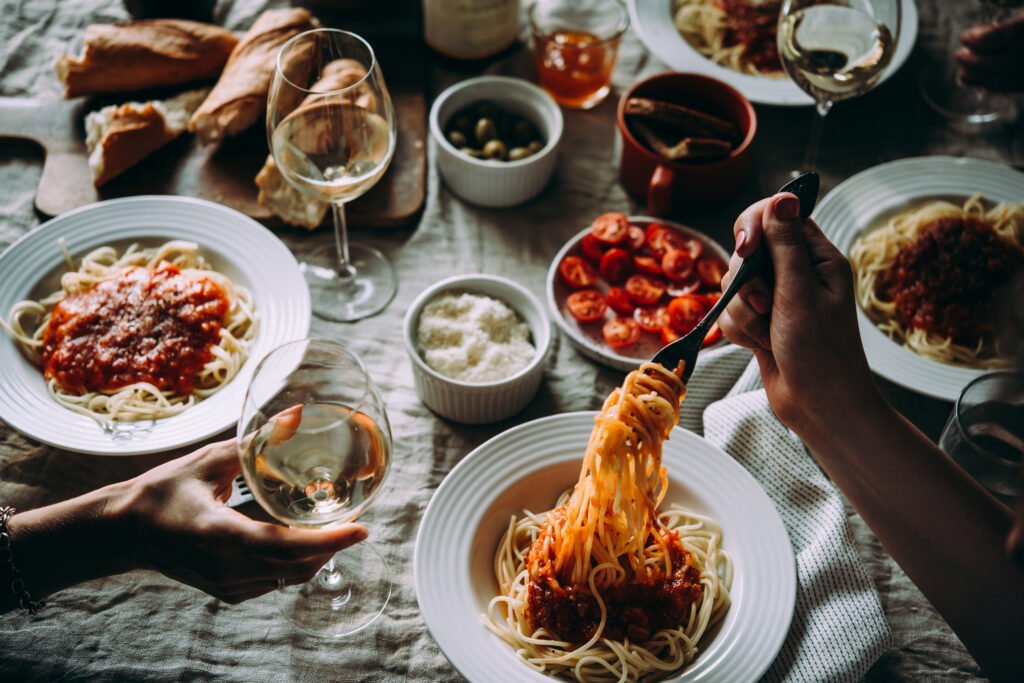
513, 119, 539, 145
508, 146, 532, 161
483, 139, 507, 160
475, 118, 497, 145
459, 146, 482, 158
448, 130, 467, 148
527, 140, 544, 153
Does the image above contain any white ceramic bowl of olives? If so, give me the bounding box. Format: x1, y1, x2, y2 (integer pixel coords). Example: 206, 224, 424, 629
430, 76, 563, 208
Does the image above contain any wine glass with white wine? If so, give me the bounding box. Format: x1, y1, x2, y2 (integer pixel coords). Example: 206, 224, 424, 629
268, 29, 397, 322
773, 0, 900, 188
238, 338, 392, 637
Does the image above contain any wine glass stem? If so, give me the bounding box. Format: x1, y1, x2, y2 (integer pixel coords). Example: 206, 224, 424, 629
803, 101, 832, 172
332, 202, 356, 282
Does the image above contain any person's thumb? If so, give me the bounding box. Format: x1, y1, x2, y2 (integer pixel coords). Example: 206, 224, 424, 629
761, 193, 815, 293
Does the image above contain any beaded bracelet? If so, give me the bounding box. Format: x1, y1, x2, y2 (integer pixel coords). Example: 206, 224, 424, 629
0, 506, 45, 614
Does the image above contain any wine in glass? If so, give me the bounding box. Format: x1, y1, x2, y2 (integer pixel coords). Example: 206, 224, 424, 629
238, 338, 392, 637
268, 29, 397, 322
773, 0, 900, 188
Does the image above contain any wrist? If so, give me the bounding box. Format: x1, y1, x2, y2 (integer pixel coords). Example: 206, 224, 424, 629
789, 380, 896, 452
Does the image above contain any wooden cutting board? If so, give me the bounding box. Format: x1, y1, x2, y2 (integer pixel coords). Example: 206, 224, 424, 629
0, 87, 426, 229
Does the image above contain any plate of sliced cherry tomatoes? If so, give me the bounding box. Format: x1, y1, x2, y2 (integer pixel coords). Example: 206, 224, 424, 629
546, 213, 732, 371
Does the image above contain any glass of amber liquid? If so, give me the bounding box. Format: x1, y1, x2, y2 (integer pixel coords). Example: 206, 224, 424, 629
529, 0, 629, 109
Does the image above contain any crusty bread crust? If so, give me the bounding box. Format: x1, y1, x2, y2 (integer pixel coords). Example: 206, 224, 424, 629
56, 19, 237, 98
189, 8, 316, 145
86, 88, 207, 187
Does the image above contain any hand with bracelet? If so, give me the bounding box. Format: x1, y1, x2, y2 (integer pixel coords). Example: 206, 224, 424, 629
718, 193, 1024, 683
0, 438, 367, 613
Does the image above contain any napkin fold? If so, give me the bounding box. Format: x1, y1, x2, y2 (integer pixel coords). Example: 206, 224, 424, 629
685, 344, 892, 683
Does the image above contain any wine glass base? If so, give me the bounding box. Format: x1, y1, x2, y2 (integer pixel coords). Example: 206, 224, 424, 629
301, 243, 397, 322
918, 69, 1017, 128
276, 541, 392, 638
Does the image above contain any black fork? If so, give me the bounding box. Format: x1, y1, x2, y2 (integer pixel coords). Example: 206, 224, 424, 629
651, 172, 820, 381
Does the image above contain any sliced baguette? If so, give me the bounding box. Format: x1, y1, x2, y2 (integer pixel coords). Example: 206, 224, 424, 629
85, 88, 208, 187
56, 20, 237, 99
189, 8, 317, 145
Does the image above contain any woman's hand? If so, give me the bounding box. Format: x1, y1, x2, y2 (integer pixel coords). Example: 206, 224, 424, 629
109, 438, 367, 604
717, 193, 880, 438
957, 11, 1024, 93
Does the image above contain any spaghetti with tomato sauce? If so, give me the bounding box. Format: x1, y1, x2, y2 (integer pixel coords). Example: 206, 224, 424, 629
42, 263, 230, 395
850, 195, 1024, 368
2, 241, 257, 423
485, 362, 731, 681
673, 0, 787, 77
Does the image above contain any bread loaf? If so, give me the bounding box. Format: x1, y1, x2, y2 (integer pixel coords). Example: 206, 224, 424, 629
56, 20, 237, 98
85, 88, 208, 187
189, 8, 317, 145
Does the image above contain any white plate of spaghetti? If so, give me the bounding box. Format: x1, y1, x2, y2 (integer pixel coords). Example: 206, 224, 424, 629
0, 196, 310, 455
814, 156, 1024, 401
416, 366, 795, 682
628, 0, 918, 106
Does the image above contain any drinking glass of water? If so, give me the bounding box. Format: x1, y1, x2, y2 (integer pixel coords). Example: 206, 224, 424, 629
939, 372, 1024, 505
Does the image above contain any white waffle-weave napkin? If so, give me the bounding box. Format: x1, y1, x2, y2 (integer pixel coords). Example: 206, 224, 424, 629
682, 344, 892, 683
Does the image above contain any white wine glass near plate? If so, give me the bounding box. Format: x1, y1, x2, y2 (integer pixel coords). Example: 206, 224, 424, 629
268, 29, 398, 322
765, 0, 901, 191
238, 338, 393, 637
627, 0, 917, 107
415, 412, 796, 682
815, 156, 1024, 401
0, 196, 309, 456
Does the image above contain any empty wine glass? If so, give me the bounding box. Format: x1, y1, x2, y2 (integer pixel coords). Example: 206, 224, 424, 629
771, 0, 901, 189
238, 338, 392, 637
919, 0, 1020, 127
268, 29, 397, 322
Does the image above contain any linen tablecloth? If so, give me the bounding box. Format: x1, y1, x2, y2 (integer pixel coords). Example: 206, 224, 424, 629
0, 0, 1002, 680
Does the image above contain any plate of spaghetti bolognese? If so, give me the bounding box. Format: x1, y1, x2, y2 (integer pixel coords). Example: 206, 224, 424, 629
628, 0, 918, 106
415, 365, 795, 682
0, 196, 310, 455
814, 156, 1024, 401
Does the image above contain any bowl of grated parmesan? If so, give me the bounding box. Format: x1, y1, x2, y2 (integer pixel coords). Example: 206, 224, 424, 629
403, 274, 552, 424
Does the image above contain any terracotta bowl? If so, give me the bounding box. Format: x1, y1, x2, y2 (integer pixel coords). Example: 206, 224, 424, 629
617, 72, 757, 214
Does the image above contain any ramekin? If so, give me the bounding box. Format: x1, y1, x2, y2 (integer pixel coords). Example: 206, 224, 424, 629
429, 76, 563, 208
403, 274, 552, 424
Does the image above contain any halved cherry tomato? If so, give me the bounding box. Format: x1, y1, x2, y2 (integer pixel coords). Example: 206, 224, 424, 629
666, 272, 701, 297
634, 306, 667, 333
624, 275, 666, 305
599, 248, 632, 284
559, 255, 599, 289
625, 225, 646, 252
696, 258, 726, 288
591, 212, 629, 245
667, 295, 709, 334
661, 249, 694, 283
633, 255, 663, 277
680, 237, 705, 261
602, 317, 641, 349
661, 324, 681, 345
580, 233, 607, 264
702, 322, 723, 347
566, 289, 607, 323
607, 287, 636, 316
645, 224, 687, 258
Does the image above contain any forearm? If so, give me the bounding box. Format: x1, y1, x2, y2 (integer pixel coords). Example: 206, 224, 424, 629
1, 481, 137, 614
800, 395, 1023, 682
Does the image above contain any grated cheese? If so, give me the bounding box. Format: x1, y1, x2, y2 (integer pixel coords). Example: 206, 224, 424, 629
417, 291, 535, 383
